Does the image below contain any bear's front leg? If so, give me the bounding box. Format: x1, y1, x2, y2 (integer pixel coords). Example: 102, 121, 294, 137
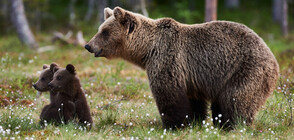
149, 74, 194, 129
62, 101, 76, 123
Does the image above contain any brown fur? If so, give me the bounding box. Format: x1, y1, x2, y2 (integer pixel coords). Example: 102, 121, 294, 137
33, 63, 58, 102
49, 64, 93, 127
39, 93, 76, 126
85, 7, 279, 129
36, 63, 76, 126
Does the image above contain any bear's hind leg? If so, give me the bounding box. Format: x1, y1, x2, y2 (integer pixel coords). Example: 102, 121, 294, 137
214, 63, 276, 129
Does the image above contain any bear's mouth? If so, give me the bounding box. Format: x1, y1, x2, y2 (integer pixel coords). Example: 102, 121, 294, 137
33, 85, 48, 92
94, 49, 103, 57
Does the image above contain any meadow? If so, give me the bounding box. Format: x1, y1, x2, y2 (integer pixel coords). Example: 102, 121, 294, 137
0, 31, 293, 139
1, 1, 294, 139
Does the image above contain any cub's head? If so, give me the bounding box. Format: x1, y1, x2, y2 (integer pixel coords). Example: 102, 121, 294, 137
48, 64, 79, 97
85, 7, 140, 59
33, 63, 58, 92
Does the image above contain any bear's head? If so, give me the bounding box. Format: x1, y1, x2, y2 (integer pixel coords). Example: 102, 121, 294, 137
48, 64, 79, 98
85, 7, 143, 59
33, 63, 58, 92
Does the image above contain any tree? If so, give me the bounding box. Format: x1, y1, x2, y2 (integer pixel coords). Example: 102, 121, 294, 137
69, 0, 77, 26
84, 0, 95, 21
205, 0, 218, 22
225, 0, 239, 8
10, 0, 38, 49
272, 0, 282, 22
126, 0, 149, 17
281, 0, 288, 36
96, 0, 107, 25
140, 0, 149, 17
0, 0, 8, 16
272, 0, 288, 37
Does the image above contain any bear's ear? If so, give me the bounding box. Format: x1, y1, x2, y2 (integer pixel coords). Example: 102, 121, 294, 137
50, 63, 59, 72
104, 7, 113, 20
66, 64, 76, 75
113, 7, 126, 23
113, 7, 136, 34
53, 67, 59, 73
43, 64, 49, 69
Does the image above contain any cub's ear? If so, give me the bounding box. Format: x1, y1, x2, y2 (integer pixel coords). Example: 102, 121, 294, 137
43, 64, 49, 69
53, 67, 60, 73
104, 7, 113, 20
66, 64, 76, 75
113, 7, 136, 34
50, 63, 59, 72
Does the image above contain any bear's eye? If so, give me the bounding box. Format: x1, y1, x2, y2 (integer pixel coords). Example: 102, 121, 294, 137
41, 78, 45, 81
57, 76, 62, 81
101, 29, 109, 40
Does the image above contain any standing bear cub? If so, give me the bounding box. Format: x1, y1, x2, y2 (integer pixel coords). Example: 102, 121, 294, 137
49, 64, 93, 127
85, 7, 279, 129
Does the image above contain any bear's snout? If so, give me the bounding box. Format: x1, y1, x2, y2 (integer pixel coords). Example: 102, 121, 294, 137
84, 44, 92, 53
33, 84, 36, 89
48, 83, 53, 90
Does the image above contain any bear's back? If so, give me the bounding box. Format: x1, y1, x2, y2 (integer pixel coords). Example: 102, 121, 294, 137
176, 21, 278, 98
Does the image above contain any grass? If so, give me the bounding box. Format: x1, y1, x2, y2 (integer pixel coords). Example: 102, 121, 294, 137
1, 1, 294, 137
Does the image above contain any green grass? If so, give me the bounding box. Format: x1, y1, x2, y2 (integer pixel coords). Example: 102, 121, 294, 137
0, 32, 294, 139
1, 0, 294, 137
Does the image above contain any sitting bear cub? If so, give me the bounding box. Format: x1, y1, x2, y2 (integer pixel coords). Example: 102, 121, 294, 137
37, 63, 76, 126
49, 64, 93, 127
33, 63, 58, 101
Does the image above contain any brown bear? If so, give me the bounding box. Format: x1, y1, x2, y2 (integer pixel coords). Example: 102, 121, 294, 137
33, 63, 58, 101
49, 64, 93, 127
36, 63, 76, 126
85, 7, 279, 129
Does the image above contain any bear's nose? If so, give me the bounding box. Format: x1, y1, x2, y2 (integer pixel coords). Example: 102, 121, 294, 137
33, 84, 36, 88
84, 44, 92, 53
48, 83, 53, 89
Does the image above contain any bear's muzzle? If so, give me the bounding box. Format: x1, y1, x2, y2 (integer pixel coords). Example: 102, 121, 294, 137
94, 49, 103, 57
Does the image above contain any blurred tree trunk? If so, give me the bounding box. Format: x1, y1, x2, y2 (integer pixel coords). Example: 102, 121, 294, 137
84, 0, 95, 21
205, 0, 218, 22
1, 0, 8, 16
69, 0, 76, 26
96, 0, 107, 25
140, 0, 148, 17
125, 0, 149, 17
272, 0, 282, 22
10, 0, 38, 49
281, 0, 288, 36
225, 0, 239, 8
273, 0, 288, 36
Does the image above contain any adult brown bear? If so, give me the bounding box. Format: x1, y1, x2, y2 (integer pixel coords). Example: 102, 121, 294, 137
85, 7, 279, 129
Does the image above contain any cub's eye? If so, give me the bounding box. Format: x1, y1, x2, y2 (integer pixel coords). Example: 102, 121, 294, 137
57, 76, 62, 81
41, 78, 45, 81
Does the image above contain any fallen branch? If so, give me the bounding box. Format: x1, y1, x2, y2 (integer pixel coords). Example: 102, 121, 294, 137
52, 30, 86, 47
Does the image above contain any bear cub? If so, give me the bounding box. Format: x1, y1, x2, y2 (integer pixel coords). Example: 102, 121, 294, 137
35, 63, 76, 126
33, 63, 58, 102
49, 64, 93, 127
